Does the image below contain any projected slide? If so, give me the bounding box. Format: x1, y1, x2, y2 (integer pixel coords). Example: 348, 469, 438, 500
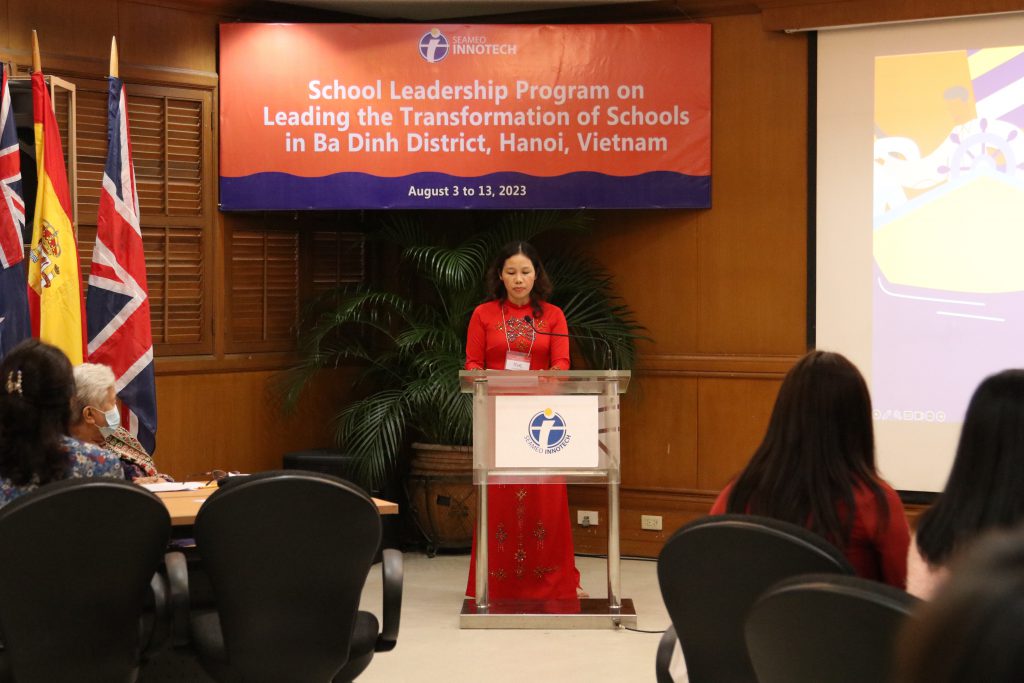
872, 46, 1024, 424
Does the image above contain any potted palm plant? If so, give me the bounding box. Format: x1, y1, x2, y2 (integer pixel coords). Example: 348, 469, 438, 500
283, 211, 644, 551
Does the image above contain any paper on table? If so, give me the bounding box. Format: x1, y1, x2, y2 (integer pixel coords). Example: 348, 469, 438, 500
139, 481, 209, 492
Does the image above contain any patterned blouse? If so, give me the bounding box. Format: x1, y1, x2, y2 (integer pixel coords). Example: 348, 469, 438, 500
0, 436, 125, 508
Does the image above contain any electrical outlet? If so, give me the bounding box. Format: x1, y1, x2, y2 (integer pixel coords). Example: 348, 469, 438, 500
577, 510, 599, 527
641, 515, 663, 531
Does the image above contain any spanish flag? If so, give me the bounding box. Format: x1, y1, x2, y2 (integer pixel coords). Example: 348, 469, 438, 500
27, 70, 86, 364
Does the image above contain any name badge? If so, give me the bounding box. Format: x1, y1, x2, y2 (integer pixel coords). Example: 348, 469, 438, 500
505, 351, 531, 371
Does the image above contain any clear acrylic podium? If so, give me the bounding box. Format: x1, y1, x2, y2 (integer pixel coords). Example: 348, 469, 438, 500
458, 370, 636, 629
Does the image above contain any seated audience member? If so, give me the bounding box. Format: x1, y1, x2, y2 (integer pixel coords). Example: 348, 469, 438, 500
710, 350, 910, 587
907, 369, 1024, 599
69, 363, 169, 483
897, 527, 1024, 683
0, 340, 123, 507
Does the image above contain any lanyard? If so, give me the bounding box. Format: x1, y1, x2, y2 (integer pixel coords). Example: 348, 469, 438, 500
501, 303, 536, 357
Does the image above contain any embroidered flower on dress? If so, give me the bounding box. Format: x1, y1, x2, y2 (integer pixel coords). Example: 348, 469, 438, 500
505, 318, 535, 353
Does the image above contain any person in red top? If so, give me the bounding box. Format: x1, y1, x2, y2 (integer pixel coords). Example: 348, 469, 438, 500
709, 350, 910, 588
464, 241, 580, 601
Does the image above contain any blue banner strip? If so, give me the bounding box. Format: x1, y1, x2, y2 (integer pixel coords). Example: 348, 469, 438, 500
219, 171, 710, 210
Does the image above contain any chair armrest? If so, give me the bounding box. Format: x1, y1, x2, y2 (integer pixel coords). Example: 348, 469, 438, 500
655, 625, 677, 683
141, 571, 170, 659
164, 550, 191, 648
374, 548, 403, 652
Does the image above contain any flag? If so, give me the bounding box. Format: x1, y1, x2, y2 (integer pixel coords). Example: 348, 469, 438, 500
27, 71, 86, 363
0, 71, 29, 358
86, 76, 157, 454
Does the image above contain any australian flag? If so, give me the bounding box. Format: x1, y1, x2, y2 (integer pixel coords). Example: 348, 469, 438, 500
86, 77, 157, 453
0, 71, 29, 359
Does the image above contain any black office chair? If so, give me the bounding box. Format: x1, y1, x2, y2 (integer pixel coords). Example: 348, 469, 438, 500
656, 514, 855, 683
745, 573, 918, 683
0, 478, 171, 682
179, 470, 402, 682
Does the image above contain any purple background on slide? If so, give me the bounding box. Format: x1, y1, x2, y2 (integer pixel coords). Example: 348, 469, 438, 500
871, 263, 1024, 423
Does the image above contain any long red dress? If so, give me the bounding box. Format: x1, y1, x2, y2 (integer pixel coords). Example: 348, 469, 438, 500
464, 298, 581, 600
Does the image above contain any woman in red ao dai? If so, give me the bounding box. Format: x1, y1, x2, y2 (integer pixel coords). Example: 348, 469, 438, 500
464, 241, 580, 601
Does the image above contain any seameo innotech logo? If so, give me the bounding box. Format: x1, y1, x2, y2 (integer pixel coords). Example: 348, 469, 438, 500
417, 28, 518, 62
418, 28, 449, 63
525, 408, 573, 455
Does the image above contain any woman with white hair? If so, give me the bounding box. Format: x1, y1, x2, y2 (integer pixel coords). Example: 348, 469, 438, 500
69, 363, 169, 483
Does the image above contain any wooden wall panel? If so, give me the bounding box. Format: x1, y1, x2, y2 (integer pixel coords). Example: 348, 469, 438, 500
153, 368, 352, 481
619, 376, 699, 491
698, 13, 808, 354
759, 0, 1023, 32
570, 14, 808, 555
589, 210, 699, 354
8, 0, 118, 63
571, 488, 716, 556
118, 2, 221, 74
0, 0, 9, 49
696, 376, 780, 491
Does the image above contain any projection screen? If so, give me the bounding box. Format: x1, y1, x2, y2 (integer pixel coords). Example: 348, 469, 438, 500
817, 12, 1024, 491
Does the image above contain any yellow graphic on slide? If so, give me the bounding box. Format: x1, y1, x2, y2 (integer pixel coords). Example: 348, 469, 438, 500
874, 46, 1024, 293
875, 175, 1024, 292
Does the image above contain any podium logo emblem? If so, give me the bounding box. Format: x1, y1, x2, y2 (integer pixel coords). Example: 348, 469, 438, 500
526, 408, 572, 454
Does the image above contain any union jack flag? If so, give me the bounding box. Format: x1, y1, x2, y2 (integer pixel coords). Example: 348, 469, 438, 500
86, 77, 157, 453
0, 71, 29, 358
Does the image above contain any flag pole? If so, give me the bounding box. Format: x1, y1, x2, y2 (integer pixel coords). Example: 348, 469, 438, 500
31, 30, 41, 73
110, 36, 118, 78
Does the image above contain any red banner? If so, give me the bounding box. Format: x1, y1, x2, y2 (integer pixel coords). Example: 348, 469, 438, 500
219, 23, 711, 209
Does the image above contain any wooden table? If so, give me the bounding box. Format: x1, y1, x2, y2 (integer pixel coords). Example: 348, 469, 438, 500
156, 487, 399, 526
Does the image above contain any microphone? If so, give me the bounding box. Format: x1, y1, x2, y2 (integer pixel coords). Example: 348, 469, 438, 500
524, 315, 614, 370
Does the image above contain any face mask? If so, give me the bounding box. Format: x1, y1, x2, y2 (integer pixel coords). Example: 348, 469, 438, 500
95, 406, 121, 438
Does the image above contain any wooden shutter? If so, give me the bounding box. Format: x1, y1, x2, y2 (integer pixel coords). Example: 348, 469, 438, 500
228, 226, 300, 349
225, 225, 366, 353
311, 231, 365, 295
71, 78, 213, 355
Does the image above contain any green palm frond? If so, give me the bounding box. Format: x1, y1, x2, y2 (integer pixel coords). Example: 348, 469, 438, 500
394, 327, 461, 357
404, 371, 472, 444
450, 211, 590, 267
374, 214, 434, 249
402, 242, 491, 293
333, 389, 409, 488
492, 210, 592, 244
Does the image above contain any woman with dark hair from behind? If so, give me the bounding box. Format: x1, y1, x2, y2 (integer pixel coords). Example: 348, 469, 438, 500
897, 527, 1024, 683
710, 350, 910, 587
907, 369, 1024, 599
0, 339, 123, 507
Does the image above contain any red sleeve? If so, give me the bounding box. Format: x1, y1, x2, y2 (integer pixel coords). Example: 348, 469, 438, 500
876, 483, 911, 589
546, 303, 570, 370
465, 305, 487, 370
709, 481, 734, 514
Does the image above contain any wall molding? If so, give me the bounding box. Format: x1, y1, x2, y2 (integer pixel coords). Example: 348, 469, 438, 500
636, 352, 801, 378
0, 49, 219, 88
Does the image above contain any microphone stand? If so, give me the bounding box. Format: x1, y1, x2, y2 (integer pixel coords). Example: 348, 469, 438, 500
524, 315, 613, 370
